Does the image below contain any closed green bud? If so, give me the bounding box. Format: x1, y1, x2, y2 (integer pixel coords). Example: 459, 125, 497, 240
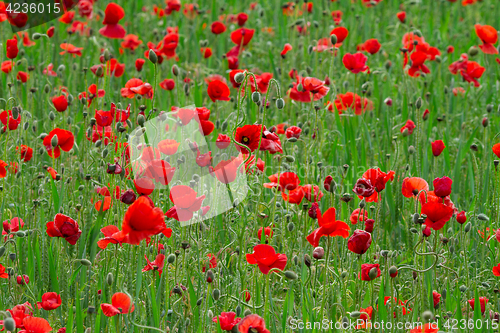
95, 66, 104, 77
287, 137, 297, 143
464, 222, 471, 232
147, 49, 158, 64
80, 259, 92, 266
95, 140, 102, 148
51, 134, 58, 147
106, 272, 114, 285
234, 72, 245, 84
0, 246, 5, 257
285, 155, 295, 162
422, 310, 433, 322
32, 33, 41, 40
16, 231, 25, 237
196, 297, 203, 306
212, 288, 220, 300
330, 34, 338, 45
276, 98, 285, 110
236, 305, 242, 316
49, 111, 55, 121
297, 83, 303, 92
468, 46, 479, 57
410, 228, 418, 234
172, 64, 179, 76
350, 311, 361, 319
459, 285, 467, 292
287, 222, 295, 232
102, 148, 108, 159
284, 271, 298, 280
3, 317, 15, 332
252, 91, 261, 103
368, 267, 378, 280
137, 115, 145, 127
167, 254, 176, 263
221, 121, 228, 131
477, 213, 489, 221
415, 97, 422, 109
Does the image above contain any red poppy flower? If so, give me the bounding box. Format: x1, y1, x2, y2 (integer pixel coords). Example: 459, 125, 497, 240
408, 51, 430, 77
160, 78, 175, 91
433, 176, 452, 197
200, 47, 212, 58
263, 172, 300, 192
120, 196, 167, 244
460, 60, 485, 87
360, 38, 381, 54
328, 92, 373, 115
106, 59, 125, 77
360, 263, 381, 281
158, 139, 180, 156
166, 185, 207, 222
410, 323, 439, 333
0, 109, 21, 131
211, 21, 226, 34
303, 184, 324, 202
19, 317, 52, 333
100, 3, 126, 39
285, 126, 302, 139
353, 178, 375, 198
37, 292, 62, 311
281, 43, 293, 57
248, 72, 273, 93
42, 128, 74, 158
361, 168, 395, 194
431, 140, 445, 156
237, 314, 270, 333
493, 263, 500, 276
244, 154, 265, 174
356, 306, 373, 329
0, 264, 7, 278
121, 34, 142, 51
348, 229, 372, 254
246, 244, 287, 274
101, 292, 135, 317
143, 160, 176, 186
46, 214, 82, 245
51, 95, 68, 112
433, 290, 441, 308
230, 28, 255, 46
142, 253, 165, 276
288, 76, 329, 103
420, 202, 454, 230
1, 60, 13, 74
2, 217, 24, 238
397, 11, 406, 23
400, 119, 416, 135
234, 124, 262, 154
16, 71, 28, 83
215, 134, 231, 149
257, 227, 273, 243
165, 0, 181, 14
402, 177, 429, 198
350, 208, 368, 225
343, 53, 369, 74
475, 24, 498, 54
213, 312, 241, 331
330, 26, 349, 46
207, 79, 231, 102
468, 297, 488, 315
97, 225, 128, 249
195, 254, 215, 274
210, 156, 243, 184
6, 38, 18, 59
121, 78, 153, 99
59, 43, 83, 57
493, 143, 500, 158
133, 177, 155, 196
307, 207, 350, 247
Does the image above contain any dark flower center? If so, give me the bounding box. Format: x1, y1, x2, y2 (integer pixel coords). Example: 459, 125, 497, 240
242, 136, 250, 143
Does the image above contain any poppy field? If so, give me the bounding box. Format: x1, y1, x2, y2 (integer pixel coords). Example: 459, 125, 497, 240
2, 0, 500, 332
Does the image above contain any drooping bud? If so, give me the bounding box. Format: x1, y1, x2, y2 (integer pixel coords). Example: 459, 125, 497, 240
313, 247, 324, 259
148, 49, 158, 64
284, 271, 298, 280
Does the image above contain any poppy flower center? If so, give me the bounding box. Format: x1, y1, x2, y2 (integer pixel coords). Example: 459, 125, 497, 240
249, 328, 259, 333
242, 136, 250, 143
412, 189, 418, 196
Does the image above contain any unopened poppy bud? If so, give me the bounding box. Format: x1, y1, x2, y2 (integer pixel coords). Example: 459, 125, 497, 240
276, 98, 285, 109
95, 66, 104, 77
307, 45, 313, 54
102, 148, 108, 159
350, 311, 361, 319
482, 117, 489, 127
359, 199, 366, 209
304, 254, 311, 267
3, 318, 15, 332
464, 222, 471, 233
415, 97, 422, 109
252, 91, 261, 103
235, 305, 242, 317
148, 49, 158, 64
413, 30, 422, 37
341, 270, 348, 279
410, 228, 418, 234
422, 310, 433, 322
106, 272, 113, 285
401, 128, 409, 137
196, 297, 203, 306
0, 246, 5, 257
422, 109, 430, 121
456, 211, 466, 224
137, 115, 145, 127
49, 111, 55, 121
9, 253, 16, 261
51, 134, 58, 147
459, 285, 467, 292
330, 34, 338, 45
79, 259, 91, 266
293, 255, 298, 265
212, 288, 220, 300
468, 46, 479, 57
167, 254, 176, 263
287, 137, 298, 143
206, 269, 214, 283
384, 97, 393, 106
478, 213, 489, 221
487, 104, 493, 112
103, 49, 112, 62
285, 155, 295, 162
16, 231, 25, 237
284, 271, 298, 280
243, 309, 252, 316
234, 72, 245, 83
297, 83, 303, 92
389, 266, 398, 278
172, 64, 179, 76
313, 247, 324, 259
368, 267, 378, 280
120, 189, 136, 205
470, 143, 478, 151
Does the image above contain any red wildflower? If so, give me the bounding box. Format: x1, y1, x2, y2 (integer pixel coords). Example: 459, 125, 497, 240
230, 28, 255, 46
401, 177, 429, 198
160, 78, 175, 91
246, 244, 287, 274
42, 128, 75, 158
307, 207, 350, 247
420, 202, 454, 230
281, 43, 292, 57
207, 79, 231, 102
6, 38, 18, 59
400, 119, 416, 135
348, 229, 372, 254
211, 21, 226, 34
237, 314, 270, 333
0, 109, 21, 131
166, 185, 207, 222
19, 317, 52, 333
360, 263, 381, 281
142, 253, 165, 276
397, 11, 406, 23
121, 196, 168, 244
37, 292, 62, 311
213, 312, 241, 331
431, 140, 445, 156
59, 43, 83, 57
342, 52, 369, 74
100, 3, 126, 39
101, 293, 135, 317
468, 297, 488, 315
288, 76, 329, 103
328, 92, 373, 115
46, 214, 82, 245
475, 24, 498, 54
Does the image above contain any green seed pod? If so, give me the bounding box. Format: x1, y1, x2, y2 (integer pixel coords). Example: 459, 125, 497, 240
3, 317, 15, 332
196, 297, 203, 306
0, 246, 6, 257
284, 271, 298, 280
106, 272, 114, 286
252, 91, 261, 103
172, 64, 179, 76
234, 72, 245, 83
32, 33, 41, 40
368, 267, 378, 280
16, 231, 25, 237
80, 259, 92, 267
212, 288, 220, 301
95, 66, 104, 77
137, 115, 145, 127
102, 148, 108, 159
330, 34, 338, 45
389, 266, 398, 276
287, 137, 297, 143
287, 222, 295, 232
459, 285, 467, 292
167, 254, 176, 263
104, 49, 112, 62
415, 97, 422, 109
464, 222, 471, 233
477, 213, 489, 221
276, 98, 285, 110
67, 94, 74, 104
49, 111, 55, 121
51, 134, 58, 147
285, 155, 295, 162
297, 83, 303, 92
243, 309, 252, 316
350, 311, 361, 319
